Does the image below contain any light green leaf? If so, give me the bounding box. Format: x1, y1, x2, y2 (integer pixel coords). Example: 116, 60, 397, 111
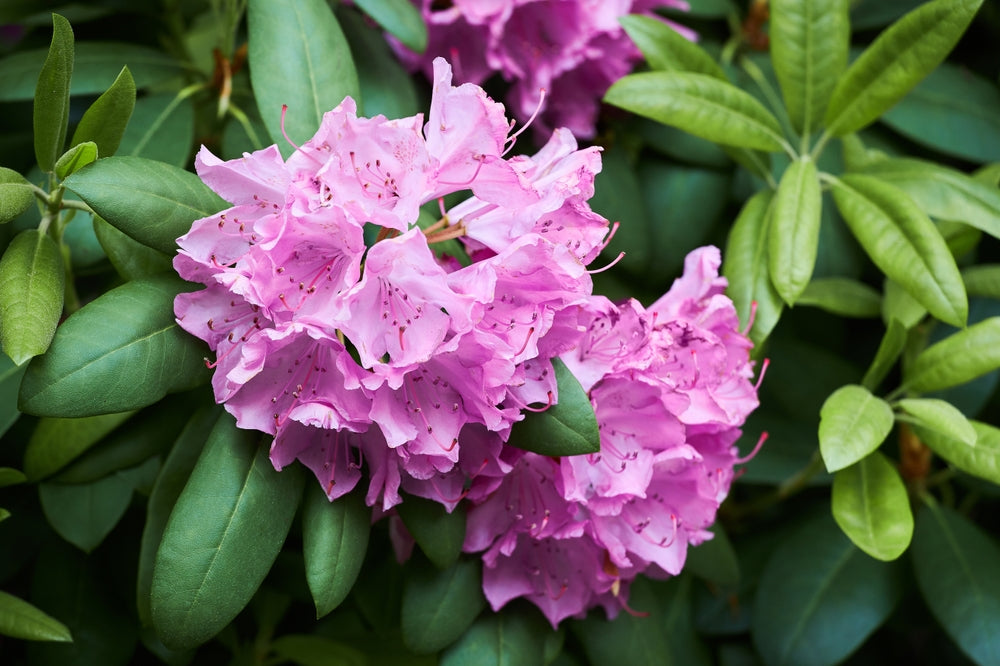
619, 14, 727, 80
248, 0, 359, 158
0, 590, 72, 642
722, 189, 783, 346
831, 174, 967, 328
769, 156, 822, 304
69, 65, 135, 158
33, 14, 74, 172
963, 264, 1000, 300
401, 557, 485, 654
862, 318, 907, 391
919, 420, 1000, 485
824, 0, 985, 136
905, 317, 1000, 392
798, 277, 882, 318
352, 0, 427, 53
819, 384, 895, 472
397, 495, 465, 570
0, 229, 65, 365
23, 411, 135, 481
53, 141, 97, 180
151, 415, 303, 650
18, 274, 208, 417
63, 156, 226, 254
507, 358, 599, 456
0, 167, 35, 224
39, 474, 134, 552
881, 277, 927, 329
832, 451, 914, 561
912, 502, 1000, 666
770, 0, 850, 133
897, 398, 976, 445
604, 72, 786, 152
302, 484, 370, 619
441, 608, 548, 666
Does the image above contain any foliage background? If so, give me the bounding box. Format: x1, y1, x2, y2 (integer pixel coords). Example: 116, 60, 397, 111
1, 0, 1000, 664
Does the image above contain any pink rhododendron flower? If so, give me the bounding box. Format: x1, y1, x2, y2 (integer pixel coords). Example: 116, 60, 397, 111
391, 0, 694, 138
174, 57, 610, 510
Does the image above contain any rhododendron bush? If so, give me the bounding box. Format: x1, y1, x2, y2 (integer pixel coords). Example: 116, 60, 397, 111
1, 1, 1000, 665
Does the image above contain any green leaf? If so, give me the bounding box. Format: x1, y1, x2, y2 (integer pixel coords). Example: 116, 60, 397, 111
859, 157, 1000, 239
397, 495, 465, 570
905, 317, 1000, 392
117, 93, 195, 168
92, 216, 172, 281
722, 189, 783, 346
302, 484, 370, 618
685, 525, 741, 586
269, 634, 367, 666
588, 143, 651, 275
69, 65, 135, 158
19, 274, 209, 417
604, 72, 786, 152
797, 277, 882, 318
33, 14, 74, 172
963, 264, 1000, 300
23, 411, 135, 480
248, 0, 360, 158
862, 318, 907, 391
63, 156, 226, 254
507, 358, 599, 456
39, 474, 133, 552
401, 557, 485, 654
352, 0, 428, 53
619, 14, 727, 80
0, 229, 65, 365
919, 420, 1000, 485
0, 167, 35, 224
441, 607, 548, 666
881, 277, 927, 329
897, 398, 976, 445
151, 415, 304, 650
769, 156, 822, 304
832, 451, 914, 561
824, 0, 984, 136
769, 0, 850, 133
831, 174, 967, 328
912, 501, 1000, 665
752, 512, 902, 666
0, 590, 72, 642
53, 140, 98, 179
0, 354, 26, 439
0, 467, 26, 487
819, 384, 894, 472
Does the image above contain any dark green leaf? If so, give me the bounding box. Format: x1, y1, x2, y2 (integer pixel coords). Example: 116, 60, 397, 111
39, 474, 133, 552
63, 156, 226, 254
797, 277, 882, 318
0, 467, 26, 487
269, 634, 366, 666
862, 318, 907, 391
353, 0, 428, 53
151, 415, 304, 649
117, 93, 195, 168
33, 14, 74, 172
819, 384, 894, 472
685, 525, 741, 586
441, 607, 548, 666
831, 174, 967, 327
397, 495, 465, 570
769, 156, 822, 304
0, 590, 72, 642
770, 0, 849, 133
23, 411, 134, 480
912, 502, 1000, 665
248, 0, 360, 157
824, 0, 984, 136
69, 65, 135, 158
832, 451, 913, 561
851, 0, 925, 30
303, 484, 370, 618
507, 358, 599, 456
53, 140, 97, 179
919, 420, 1000, 485
0, 354, 26, 439
19, 274, 209, 417
604, 72, 787, 152
752, 512, 902, 666
0, 229, 64, 365
588, 143, 651, 275
0, 167, 35, 224
905, 317, 1000, 392
92, 216, 172, 280
401, 557, 485, 654
679, 0, 735, 17
620, 14, 726, 79
897, 398, 976, 445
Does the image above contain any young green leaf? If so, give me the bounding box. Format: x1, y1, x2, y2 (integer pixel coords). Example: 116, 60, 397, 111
33, 14, 74, 172
769, 0, 850, 134
832, 451, 914, 561
151, 416, 303, 650
824, 0, 985, 136
248, 0, 359, 157
0, 167, 35, 224
819, 384, 894, 472
441, 607, 548, 666
0, 590, 72, 642
302, 484, 370, 619
69, 65, 135, 158
797, 277, 882, 318
39, 474, 134, 552
904, 317, 1000, 393
396, 495, 465, 570
401, 557, 486, 654
769, 156, 822, 305
912, 502, 1000, 666
619, 14, 727, 80
53, 141, 97, 180
831, 174, 967, 328
862, 318, 907, 391
722, 189, 783, 346
352, 0, 428, 53
604, 72, 787, 152
63, 156, 226, 254
18, 274, 209, 417
23, 412, 135, 481
0, 229, 65, 366
918, 420, 1000, 485
507, 358, 599, 456
896, 398, 976, 445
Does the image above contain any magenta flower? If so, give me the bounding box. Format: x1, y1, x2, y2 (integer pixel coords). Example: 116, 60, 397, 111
391, 0, 694, 139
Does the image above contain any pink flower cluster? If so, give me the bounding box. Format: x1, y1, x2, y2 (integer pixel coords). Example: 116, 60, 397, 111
392, 0, 694, 139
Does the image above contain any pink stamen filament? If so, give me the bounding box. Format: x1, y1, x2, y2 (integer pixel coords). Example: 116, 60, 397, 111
504, 88, 547, 156
735, 431, 768, 465
587, 251, 626, 275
